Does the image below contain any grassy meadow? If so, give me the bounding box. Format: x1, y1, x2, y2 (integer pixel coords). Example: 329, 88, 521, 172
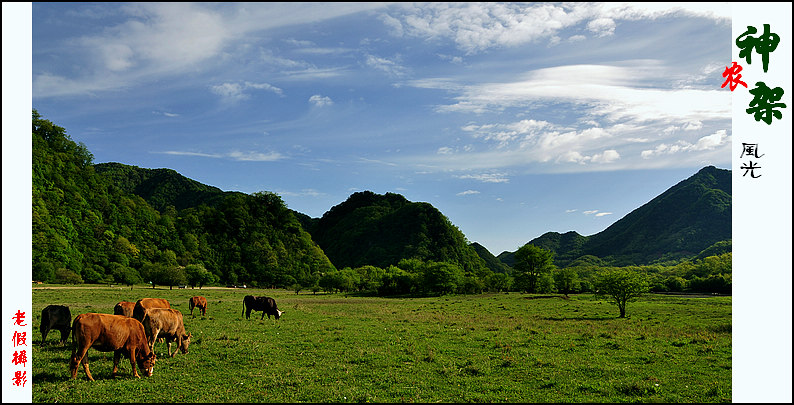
31, 286, 731, 402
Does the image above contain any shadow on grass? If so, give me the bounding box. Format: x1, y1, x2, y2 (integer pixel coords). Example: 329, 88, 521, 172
38, 341, 73, 350
541, 316, 615, 321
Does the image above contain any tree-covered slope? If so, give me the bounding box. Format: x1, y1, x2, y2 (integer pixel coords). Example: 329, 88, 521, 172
94, 163, 235, 212
584, 166, 731, 265
32, 110, 334, 287
501, 166, 732, 267
470, 242, 512, 274
311, 191, 489, 275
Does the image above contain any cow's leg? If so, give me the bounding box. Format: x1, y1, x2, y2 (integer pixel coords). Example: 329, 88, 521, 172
41, 325, 49, 344
112, 351, 121, 377
70, 344, 92, 380
261, 311, 266, 320
79, 353, 95, 382
59, 328, 70, 345
129, 347, 140, 378
150, 330, 159, 353
167, 338, 173, 357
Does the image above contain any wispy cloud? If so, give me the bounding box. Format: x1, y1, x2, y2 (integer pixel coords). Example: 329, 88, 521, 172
457, 190, 480, 196
365, 54, 408, 77
153, 111, 180, 117
156, 150, 284, 162
422, 63, 730, 125
582, 209, 613, 217
210, 81, 283, 102
276, 188, 327, 198
456, 173, 510, 183
641, 130, 730, 159
33, 3, 385, 97
385, 3, 730, 54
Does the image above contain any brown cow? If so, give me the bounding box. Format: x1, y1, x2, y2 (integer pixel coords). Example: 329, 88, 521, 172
141, 308, 192, 357
113, 301, 135, 318
69, 313, 156, 381
132, 298, 171, 323
189, 296, 208, 317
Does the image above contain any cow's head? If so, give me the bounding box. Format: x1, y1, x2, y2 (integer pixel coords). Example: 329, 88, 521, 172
275, 310, 284, 320
137, 351, 156, 377
179, 332, 192, 354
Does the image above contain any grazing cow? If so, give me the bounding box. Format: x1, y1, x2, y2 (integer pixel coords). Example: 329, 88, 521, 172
40, 305, 72, 345
188, 296, 208, 317
132, 298, 171, 323
242, 295, 283, 320
140, 308, 192, 357
69, 313, 156, 381
113, 301, 135, 318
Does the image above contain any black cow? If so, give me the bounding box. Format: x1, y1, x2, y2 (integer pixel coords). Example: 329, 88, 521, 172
40, 304, 72, 344
242, 295, 283, 320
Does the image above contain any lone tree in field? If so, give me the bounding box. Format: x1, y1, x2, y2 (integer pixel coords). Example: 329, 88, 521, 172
594, 268, 649, 318
513, 244, 554, 293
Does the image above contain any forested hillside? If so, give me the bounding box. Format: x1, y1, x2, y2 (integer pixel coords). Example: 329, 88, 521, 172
32, 110, 334, 287
500, 166, 732, 268
310, 191, 490, 277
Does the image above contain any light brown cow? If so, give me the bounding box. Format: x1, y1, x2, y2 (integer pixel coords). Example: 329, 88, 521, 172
141, 308, 192, 357
132, 298, 171, 323
113, 301, 135, 318
69, 313, 156, 381
189, 296, 208, 317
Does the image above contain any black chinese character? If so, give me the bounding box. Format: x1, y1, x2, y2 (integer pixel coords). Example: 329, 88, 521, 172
746, 82, 786, 125
736, 24, 780, 73
741, 161, 762, 178
741, 143, 764, 159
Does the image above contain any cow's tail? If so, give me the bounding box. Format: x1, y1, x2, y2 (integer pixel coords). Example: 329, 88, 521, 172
69, 316, 79, 364
241, 299, 245, 317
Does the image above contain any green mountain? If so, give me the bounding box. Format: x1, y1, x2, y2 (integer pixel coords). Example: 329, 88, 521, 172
94, 162, 236, 212
470, 242, 511, 274
501, 166, 732, 267
32, 110, 334, 287
310, 191, 490, 275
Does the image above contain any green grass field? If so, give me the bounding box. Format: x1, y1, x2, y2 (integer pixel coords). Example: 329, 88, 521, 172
31, 286, 731, 402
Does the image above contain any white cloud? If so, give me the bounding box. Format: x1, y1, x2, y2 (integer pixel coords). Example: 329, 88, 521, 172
583, 210, 599, 215
210, 81, 283, 102
157, 150, 284, 161
228, 151, 284, 161
456, 173, 510, 183
153, 111, 179, 117
34, 3, 386, 97
683, 121, 704, 131
276, 188, 327, 198
595, 212, 612, 217
587, 17, 616, 37
590, 149, 620, 164
457, 190, 480, 196
308, 95, 334, 107
386, 3, 729, 54
365, 54, 408, 77
641, 130, 729, 158
693, 130, 728, 150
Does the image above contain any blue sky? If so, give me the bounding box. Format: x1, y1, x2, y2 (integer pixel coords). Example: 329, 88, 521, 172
30, 3, 733, 255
